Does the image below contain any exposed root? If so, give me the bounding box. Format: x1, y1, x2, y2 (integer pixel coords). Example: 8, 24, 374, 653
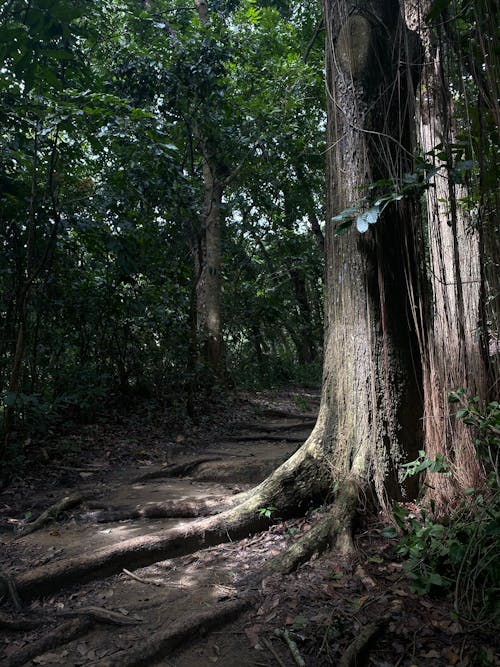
265, 479, 360, 575
259, 409, 315, 420
337, 621, 382, 667
0, 571, 22, 610
15, 493, 85, 538
131, 457, 222, 483
80, 496, 229, 522
222, 434, 306, 443
231, 420, 316, 433
4, 435, 330, 602
59, 605, 140, 626
0, 610, 44, 631
5, 616, 93, 667
93, 597, 250, 667
337, 603, 400, 667
3, 606, 141, 666
6, 509, 269, 601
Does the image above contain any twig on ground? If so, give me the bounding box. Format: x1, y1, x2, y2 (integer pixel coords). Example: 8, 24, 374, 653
274, 629, 305, 667
262, 637, 287, 667
122, 568, 163, 587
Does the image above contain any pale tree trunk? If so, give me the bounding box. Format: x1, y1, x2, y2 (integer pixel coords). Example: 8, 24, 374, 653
404, 1, 487, 504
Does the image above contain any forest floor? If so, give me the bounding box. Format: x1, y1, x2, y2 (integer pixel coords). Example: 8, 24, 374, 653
0, 388, 497, 667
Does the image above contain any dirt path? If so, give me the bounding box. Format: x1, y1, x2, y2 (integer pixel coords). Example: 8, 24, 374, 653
0, 390, 496, 666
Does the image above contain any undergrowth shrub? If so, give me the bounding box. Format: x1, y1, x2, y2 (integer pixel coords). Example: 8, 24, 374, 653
383, 390, 499, 629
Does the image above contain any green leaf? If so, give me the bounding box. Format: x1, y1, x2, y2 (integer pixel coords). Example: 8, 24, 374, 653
381, 525, 398, 538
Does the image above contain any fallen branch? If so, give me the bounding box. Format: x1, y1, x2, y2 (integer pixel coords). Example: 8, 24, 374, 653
94, 597, 249, 667
16, 492, 84, 538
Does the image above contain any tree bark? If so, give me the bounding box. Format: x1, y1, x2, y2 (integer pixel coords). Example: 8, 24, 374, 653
195, 157, 226, 379
322, 0, 423, 504
404, 0, 488, 505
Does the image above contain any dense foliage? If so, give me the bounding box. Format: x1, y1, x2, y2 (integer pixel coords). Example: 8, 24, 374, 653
0, 0, 325, 458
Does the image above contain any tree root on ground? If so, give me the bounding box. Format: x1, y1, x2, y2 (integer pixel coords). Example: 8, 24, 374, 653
93, 597, 250, 667
6, 616, 93, 667
2, 439, 340, 603
0, 571, 22, 610
0, 610, 44, 631
5, 509, 270, 601
3, 606, 142, 667
222, 434, 306, 443
80, 496, 230, 523
263, 480, 360, 576
131, 457, 222, 483
231, 420, 316, 433
337, 603, 400, 667
15, 492, 85, 538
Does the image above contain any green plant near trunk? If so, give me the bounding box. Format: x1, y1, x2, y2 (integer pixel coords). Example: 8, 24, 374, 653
384, 392, 499, 628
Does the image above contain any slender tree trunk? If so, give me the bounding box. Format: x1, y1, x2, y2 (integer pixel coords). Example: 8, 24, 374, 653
195, 158, 226, 380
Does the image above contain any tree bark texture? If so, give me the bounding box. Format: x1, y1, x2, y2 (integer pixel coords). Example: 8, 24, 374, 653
322, 0, 423, 502
404, 0, 487, 503
195, 157, 226, 379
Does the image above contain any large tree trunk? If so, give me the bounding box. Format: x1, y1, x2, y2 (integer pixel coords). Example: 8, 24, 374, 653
321, 0, 423, 505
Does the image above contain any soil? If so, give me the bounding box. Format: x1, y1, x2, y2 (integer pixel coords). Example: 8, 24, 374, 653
0, 389, 497, 667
